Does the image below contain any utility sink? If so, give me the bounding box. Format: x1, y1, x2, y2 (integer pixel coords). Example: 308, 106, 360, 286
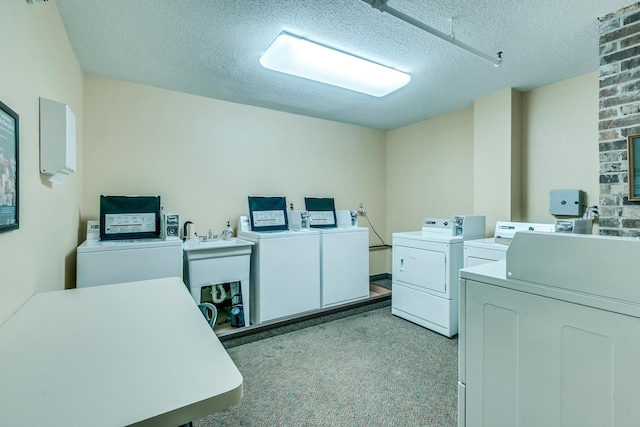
183, 237, 254, 326
183, 237, 255, 252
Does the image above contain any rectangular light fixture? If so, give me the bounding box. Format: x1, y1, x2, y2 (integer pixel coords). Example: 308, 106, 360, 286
260, 32, 411, 97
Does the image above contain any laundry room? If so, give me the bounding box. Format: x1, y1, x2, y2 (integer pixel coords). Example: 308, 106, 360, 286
1, 1, 639, 426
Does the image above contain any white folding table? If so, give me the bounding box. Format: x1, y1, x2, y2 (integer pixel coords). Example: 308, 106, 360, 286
0, 277, 243, 427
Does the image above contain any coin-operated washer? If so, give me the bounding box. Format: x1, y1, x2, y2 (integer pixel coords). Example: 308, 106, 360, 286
304, 197, 369, 309
458, 232, 640, 427
237, 196, 321, 325
76, 195, 183, 288
392, 215, 485, 337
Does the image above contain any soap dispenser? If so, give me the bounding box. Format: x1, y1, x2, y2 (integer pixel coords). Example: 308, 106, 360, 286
223, 221, 233, 240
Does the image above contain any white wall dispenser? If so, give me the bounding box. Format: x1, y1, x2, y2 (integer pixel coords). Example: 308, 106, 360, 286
39, 97, 76, 184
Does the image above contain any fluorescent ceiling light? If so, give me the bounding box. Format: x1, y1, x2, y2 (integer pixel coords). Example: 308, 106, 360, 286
260, 32, 411, 97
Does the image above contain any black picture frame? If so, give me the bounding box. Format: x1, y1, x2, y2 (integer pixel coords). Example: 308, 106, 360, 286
0, 99, 18, 233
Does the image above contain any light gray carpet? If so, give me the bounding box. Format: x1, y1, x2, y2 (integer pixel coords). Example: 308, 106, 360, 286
195, 306, 458, 427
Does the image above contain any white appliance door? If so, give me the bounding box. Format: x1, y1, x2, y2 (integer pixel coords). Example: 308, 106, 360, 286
463, 245, 507, 268
321, 230, 369, 308
392, 244, 446, 294
257, 234, 320, 322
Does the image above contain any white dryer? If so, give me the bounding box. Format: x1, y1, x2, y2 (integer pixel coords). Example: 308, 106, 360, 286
464, 238, 509, 268
392, 216, 485, 337
464, 221, 555, 268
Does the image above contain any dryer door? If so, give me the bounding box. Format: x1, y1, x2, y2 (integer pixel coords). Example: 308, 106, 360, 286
393, 244, 447, 294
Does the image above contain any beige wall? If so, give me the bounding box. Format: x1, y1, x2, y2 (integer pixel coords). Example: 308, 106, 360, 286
82, 76, 388, 274
522, 72, 600, 227
386, 107, 475, 233
0, 1, 83, 324
385, 108, 474, 272
474, 88, 523, 235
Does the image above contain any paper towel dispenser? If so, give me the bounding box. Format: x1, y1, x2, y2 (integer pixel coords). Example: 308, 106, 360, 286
39, 97, 76, 184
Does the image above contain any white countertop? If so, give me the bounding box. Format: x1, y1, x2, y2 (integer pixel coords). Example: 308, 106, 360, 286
0, 277, 243, 427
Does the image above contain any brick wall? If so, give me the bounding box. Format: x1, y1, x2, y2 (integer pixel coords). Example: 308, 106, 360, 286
599, 2, 640, 237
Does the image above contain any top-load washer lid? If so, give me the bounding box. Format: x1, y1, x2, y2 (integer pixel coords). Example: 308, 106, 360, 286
304, 197, 337, 228
506, 231, 640, 310
237, 228, 320, 239
77, 238, 183, 253
99, 195, 162, 241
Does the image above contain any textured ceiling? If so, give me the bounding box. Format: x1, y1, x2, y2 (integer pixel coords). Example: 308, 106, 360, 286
54, 0, 631, 130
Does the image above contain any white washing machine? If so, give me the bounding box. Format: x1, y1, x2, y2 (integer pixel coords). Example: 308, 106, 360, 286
76, 238, 183, 288
392, 216, 485, 337
318, 226, 369, 308
464, 221, 555, 268
237, 229, 320, 324
459, 232, 640, 427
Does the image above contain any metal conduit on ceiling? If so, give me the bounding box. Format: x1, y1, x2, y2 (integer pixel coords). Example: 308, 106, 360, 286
361, 0, 503, 67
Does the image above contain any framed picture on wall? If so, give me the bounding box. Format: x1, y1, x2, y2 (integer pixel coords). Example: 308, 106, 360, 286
0, 99, 19, 233
628, 134, 640, 202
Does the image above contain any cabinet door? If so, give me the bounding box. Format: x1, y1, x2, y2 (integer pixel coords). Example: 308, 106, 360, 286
465, 280, 640, 427
392, 245, 446, 294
